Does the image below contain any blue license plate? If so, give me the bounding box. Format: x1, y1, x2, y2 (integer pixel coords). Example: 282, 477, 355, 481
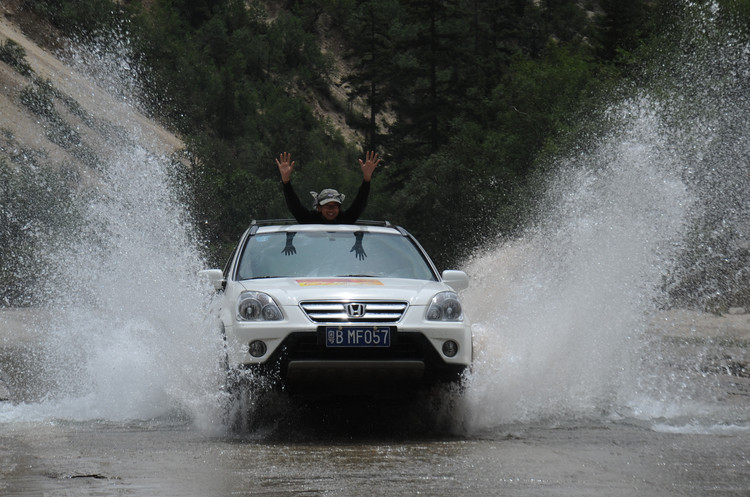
325, 326, 391, 347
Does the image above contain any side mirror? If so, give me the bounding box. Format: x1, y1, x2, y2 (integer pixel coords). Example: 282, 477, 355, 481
441, 270, 469, 291
199, 269, 225, 291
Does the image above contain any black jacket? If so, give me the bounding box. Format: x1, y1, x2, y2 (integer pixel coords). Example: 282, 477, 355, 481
282, 180, 371, 224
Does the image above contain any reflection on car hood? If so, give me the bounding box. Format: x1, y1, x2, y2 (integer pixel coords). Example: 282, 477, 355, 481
238, 277, 450, 306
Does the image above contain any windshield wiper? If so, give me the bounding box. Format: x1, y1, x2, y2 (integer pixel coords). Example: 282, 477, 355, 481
337, 274, 376, 277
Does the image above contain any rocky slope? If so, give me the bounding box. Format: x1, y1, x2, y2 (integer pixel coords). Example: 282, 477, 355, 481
0, 8, 182, 178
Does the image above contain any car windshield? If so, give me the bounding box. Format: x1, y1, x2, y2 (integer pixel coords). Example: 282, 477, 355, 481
236, 230, 437, 280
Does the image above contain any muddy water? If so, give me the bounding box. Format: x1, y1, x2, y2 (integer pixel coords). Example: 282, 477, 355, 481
0, 417, 748, 496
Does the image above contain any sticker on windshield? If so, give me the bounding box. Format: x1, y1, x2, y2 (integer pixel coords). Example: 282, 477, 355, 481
297, 278, 384, 286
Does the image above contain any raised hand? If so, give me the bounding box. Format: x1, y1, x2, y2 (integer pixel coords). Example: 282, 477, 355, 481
358, 151, 380, 182
275, 152, 295, 183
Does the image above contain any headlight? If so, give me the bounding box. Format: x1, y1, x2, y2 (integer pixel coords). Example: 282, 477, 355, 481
237, 291, 283, 321
426, 291, 463, 321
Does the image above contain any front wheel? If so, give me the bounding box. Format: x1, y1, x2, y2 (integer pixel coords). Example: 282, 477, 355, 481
221, 366, 287, 432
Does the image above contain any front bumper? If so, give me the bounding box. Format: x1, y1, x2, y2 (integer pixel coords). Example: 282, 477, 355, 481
223, 300, 472, 391
262, 329, 467, 385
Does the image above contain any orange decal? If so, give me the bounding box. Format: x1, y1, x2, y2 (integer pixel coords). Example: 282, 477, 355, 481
296, 278, 383, 286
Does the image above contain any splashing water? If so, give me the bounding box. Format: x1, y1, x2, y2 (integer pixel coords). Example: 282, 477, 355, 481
462, 3, 750, 431
0, 33, 224, 428
462, 99, 693, 427
36, 144, 223, 424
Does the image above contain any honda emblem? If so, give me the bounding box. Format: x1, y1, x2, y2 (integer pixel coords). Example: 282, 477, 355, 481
346, 303, 366, 317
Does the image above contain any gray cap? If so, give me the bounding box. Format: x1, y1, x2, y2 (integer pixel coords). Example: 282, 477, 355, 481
310, 189, 345, 207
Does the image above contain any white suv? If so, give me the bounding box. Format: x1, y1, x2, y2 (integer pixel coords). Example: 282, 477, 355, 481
201, 221, 471, 395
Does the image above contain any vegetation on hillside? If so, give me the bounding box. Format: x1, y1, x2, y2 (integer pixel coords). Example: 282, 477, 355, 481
23, 0, 669, 264
4, 0, 750, 309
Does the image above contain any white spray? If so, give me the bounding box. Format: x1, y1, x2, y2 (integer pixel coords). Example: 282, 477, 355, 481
0, 31, 225, 428
462, 3, 750, 430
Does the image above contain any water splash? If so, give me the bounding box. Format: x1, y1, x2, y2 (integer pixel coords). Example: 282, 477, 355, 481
36, 144, 223, 425
463, 99, 693, 426
0, 32, 224, 428
462, 3, 750, 430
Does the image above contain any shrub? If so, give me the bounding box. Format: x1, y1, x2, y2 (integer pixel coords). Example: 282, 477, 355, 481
0, 39, 33, 76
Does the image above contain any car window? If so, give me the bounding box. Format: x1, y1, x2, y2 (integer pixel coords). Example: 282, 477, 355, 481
236, 231, 436, 281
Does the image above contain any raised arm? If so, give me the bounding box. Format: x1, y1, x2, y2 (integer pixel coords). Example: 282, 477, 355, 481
276, 152, 314, 222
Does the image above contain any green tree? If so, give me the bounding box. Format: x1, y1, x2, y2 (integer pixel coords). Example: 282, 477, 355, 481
343, 0, 402, 151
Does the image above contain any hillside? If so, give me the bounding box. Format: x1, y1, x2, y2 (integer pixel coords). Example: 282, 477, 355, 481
0, 10, 183, 176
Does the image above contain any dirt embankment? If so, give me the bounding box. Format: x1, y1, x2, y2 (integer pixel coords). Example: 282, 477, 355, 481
648, 309, 750, 341
0, 6, 183, 175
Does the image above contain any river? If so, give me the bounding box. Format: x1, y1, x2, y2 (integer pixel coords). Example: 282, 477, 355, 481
1, 399, 749, 496
1, 308, 749, 496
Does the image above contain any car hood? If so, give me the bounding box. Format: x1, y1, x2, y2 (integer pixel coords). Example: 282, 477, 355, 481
238, 277, 450, 306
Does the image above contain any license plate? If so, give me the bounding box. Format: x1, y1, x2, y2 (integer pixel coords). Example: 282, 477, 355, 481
325, 326, 391, 347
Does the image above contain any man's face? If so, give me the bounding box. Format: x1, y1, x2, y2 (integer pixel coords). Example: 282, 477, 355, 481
317, 202, 340, 221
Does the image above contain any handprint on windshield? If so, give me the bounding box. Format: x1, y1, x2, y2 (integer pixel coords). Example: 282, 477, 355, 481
350, 232, 367, 260
282, 232, 296, 256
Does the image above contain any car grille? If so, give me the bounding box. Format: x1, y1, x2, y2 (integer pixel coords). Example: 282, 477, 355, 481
300, 301, 408, 323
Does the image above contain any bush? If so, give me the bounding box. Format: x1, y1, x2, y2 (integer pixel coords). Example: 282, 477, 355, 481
0, 39, 33, 76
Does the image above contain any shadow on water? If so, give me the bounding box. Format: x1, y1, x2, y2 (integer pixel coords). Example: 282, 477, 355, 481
223, 383, 470, 442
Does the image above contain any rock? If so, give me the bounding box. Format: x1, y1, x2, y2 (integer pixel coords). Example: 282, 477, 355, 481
728, 307, 747, 315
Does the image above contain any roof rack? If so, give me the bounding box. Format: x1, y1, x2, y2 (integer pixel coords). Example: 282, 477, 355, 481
249, 219, 393, 227
354, 220, 393, 227
249, 219, 298, 226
